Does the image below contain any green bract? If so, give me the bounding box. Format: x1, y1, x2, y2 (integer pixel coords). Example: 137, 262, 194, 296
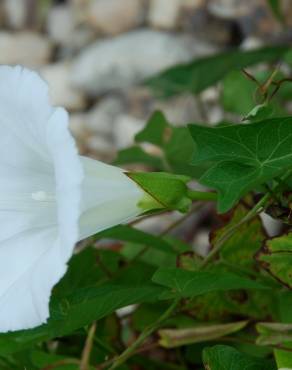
128, 172, 192, 213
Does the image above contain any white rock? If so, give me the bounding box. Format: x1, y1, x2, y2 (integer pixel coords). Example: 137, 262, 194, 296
40, 62, 86, 111
0, 31, 52, 67
85, 97, 125, 136
47, 5, 76, 46
240, 36, 264, 50
148, 0, 182, 29
193, 230, 210, 257
260, 213, 282, 238
182, 0, 204, 8
154, 94, 202, 124
113, 114, 145, 149
69, 26, 96, 51
47, 4, 96, 52
86, 135, 114, 156
69, 113, 87, 139
208, 0, 252, 19
87, 0, 145, 35
135, 212, 178, 234
4, 0, 27, 29
70, 29, 216, 95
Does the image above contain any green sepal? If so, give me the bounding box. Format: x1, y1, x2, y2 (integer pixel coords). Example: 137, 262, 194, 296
127, 172, 191, 213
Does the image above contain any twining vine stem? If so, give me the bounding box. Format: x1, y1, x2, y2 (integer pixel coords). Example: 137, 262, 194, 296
199, 192, 270, 268
108, 298, 180, 369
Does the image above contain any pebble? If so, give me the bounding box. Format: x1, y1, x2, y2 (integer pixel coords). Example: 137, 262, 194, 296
47, 5, 76, 46
87, 0, 145, 35
4, 0, 27, 29
113, 114, 145, 149
70, 29, 216, 95
148, 0, 182, 29
69, 113, 88, 139
0, 31, 52, 67
208, 0, 254, 19
153, 94, 202, 124
85, 97, 125, 136
86, 135, 115, 157
41, 62, 86, 111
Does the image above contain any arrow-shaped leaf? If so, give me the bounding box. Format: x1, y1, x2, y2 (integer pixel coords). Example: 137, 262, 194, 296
189, 117, 292, 213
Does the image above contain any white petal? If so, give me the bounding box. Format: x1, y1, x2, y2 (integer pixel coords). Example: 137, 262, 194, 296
0, 227, 66, 332
46, 107, 83, 260
79, 156, 144, 240
0, 65, 52, 160
0, 66, 83, 331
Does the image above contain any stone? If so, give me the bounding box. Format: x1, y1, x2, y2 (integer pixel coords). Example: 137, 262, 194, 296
182, 0, 205, 8
40, 62, 86, 111
0, 31, 52, 67
240, 36, 263, 50
69, 26, 96, 52
153, 94, 202, 124
148, 0, 181, 29
124, 87, 202, 124
260, 213, 282, 237
87, 0, 145, 35
69, 113, 88, 139
70, 29, 216, 95
193, 230, 210, 256
208, 0, 257, 20
85, 97, 125, 136
4, 0, 27, 29
86, 135, 115, 157
113, 114, 144, 149
47, 5, 75, 46
47, 4, 96, 54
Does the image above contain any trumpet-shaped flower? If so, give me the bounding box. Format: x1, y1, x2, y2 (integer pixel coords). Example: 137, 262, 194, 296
0, 65, 145, 332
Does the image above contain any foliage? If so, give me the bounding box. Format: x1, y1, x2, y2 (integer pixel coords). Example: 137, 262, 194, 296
6, 45, 292, 369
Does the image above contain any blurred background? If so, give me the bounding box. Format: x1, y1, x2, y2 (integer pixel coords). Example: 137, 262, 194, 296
0, 0, 290, 162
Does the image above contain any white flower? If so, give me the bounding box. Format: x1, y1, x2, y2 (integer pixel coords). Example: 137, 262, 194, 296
0, 65, 145, 332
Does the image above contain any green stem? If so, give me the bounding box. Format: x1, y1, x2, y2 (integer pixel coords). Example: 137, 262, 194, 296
108, 299, 179, 369
187, 190, 217, 202
200, 193, 270, 268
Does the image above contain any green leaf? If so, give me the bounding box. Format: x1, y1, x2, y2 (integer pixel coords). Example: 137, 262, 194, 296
145, 46, 289, 97
128, 172, 191, 212
222, 71, 256, 115
96, 225, 175, 254
135, 111, 169, 146
267, 0, 284, 22
30, 351, 79, 369
0, 266, 164, 356
116, 111, 208, 179
256, 232, 292, 288
278, 292, 292, 323
158, 321, 248, 348
114, 146, 164, 169
274, 348, 292, 368
256, 322, 292, 346
53, 247, 111, 297
152, 268, 268, 299
203, 345, 276, 370
188, 289, 277, 322
189, 117, 292, 213
244, 103, 275, 123
215, 204, 265, 271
